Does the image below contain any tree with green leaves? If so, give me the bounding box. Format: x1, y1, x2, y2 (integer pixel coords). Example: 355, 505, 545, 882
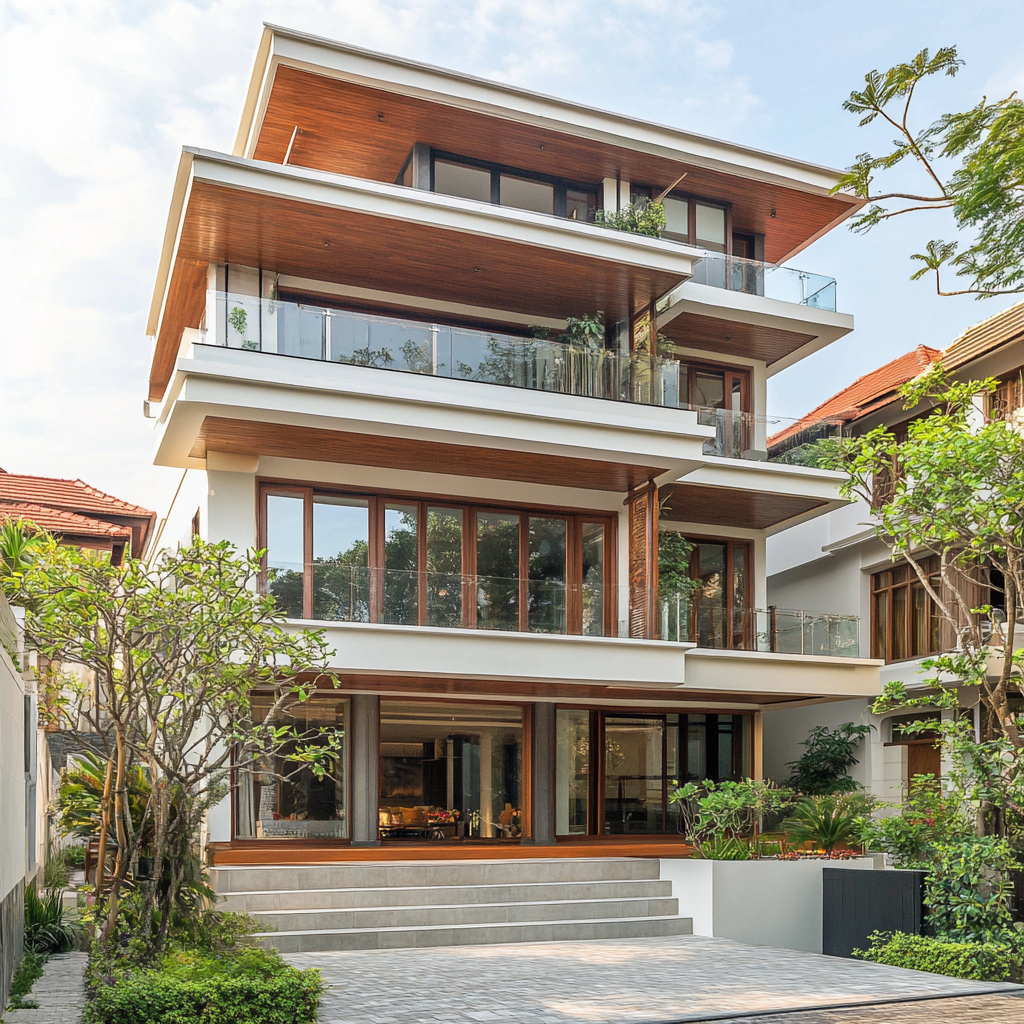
8, 536, 340, 955
786, 722, 873, 795
835, 45, 1023, 297
821, 367, 1024, 745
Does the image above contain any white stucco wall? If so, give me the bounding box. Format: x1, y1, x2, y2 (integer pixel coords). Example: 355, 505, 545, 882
1, 634, 27, 904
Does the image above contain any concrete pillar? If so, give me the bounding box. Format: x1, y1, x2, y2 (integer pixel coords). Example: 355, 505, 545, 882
525, 702, 556, 845
350, 694, 380, 846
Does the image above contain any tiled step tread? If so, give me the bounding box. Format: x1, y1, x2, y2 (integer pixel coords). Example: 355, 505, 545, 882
259, 914, 693, 950
251, 895, 677, 917
224, 879, 671, 898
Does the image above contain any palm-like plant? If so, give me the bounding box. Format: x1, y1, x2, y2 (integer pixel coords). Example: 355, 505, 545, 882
783, 795, 864, 855
0, 518, 47, 583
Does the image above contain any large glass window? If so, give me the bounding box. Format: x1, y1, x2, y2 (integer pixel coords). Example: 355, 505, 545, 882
555, 709, 749, 836
236, 695, 349, 840
500, 174, 554, 215
379, 701, 522, 840
265, 492, 305, 617
695, 203, 727, 252
433, 160, 492, 203
312, 496, 369, 622
872, 559, 942, 662
261, 487, 611, 635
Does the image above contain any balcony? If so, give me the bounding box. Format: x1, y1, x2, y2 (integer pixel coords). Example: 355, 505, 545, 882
658, 595, 861, 659
266, 564, 861, 659
203, 293, 845, 464
663, 253, 837, 312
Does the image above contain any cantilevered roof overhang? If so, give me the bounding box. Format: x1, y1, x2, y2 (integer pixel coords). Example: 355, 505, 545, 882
234, 24, 864, 265
146, 148, 697, 401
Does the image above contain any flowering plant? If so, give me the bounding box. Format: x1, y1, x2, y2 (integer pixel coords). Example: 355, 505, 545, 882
427, 809, 460, 823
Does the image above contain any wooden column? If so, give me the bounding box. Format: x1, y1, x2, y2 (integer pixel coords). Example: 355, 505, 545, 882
626, 482, 659, 639
524, 702, 556, 845
350, 694, 380, 846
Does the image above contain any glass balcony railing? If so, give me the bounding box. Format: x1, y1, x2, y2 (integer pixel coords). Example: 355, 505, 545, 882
658, 253, 837, 312
658, 594, 861, 658
203, 293, 844, 462
266, 565, 861, 657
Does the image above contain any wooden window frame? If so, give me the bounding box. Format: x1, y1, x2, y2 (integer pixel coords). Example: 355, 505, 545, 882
653, 189, 733, 254
677, 359, 752, 416
257, 480, 617, 636
671, 534, 754, 650
871, 557, 941, 663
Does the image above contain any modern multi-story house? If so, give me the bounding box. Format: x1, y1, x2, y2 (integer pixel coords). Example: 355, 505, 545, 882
765, 301, 1024, 801
147, 24, 882, 881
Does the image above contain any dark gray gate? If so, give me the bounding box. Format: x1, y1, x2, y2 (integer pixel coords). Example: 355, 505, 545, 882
822, 868, 925, 958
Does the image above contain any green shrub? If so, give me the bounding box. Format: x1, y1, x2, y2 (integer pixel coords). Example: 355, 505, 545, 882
854, 930, 1021, 982
783, 795, 863, 854
84, 947, 322, 1024
63, 844, 87, 868
7, 950, 48, 1009
25, 883, 78, 954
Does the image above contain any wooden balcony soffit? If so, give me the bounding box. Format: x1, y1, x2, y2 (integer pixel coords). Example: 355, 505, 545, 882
660, 482, 828, 530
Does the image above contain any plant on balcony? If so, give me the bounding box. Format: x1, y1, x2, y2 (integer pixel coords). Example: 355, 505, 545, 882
8, 535, 341, 959
228, 306, 258, 351
594, 199, 666, 239
786, 722, 872, 795
835, 45, 1023, 298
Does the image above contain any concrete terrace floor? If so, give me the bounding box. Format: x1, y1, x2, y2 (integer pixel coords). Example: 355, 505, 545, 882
285, 934, 1024, 1024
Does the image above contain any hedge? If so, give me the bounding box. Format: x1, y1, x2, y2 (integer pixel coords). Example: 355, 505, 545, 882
854, 931, 1020, 983
84, 948, 322, 1024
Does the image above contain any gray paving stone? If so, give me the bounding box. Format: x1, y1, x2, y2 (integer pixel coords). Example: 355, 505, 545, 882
2, 952, 87, 1024
285, 934, 1023, 1024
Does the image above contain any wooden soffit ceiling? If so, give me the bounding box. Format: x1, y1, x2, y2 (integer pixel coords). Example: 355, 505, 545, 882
659, 310, 815, 366
660, 482, 827, 530
253, 66, 858, 264
191, 416, 668, 492
149, 180, 682, 400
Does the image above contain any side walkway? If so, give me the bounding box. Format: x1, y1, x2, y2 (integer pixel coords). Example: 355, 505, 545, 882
2, 952, 87, 1024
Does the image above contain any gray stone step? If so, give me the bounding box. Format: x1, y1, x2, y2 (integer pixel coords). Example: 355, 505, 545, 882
257, 913, 693, 952
211, 856, 661, 894
220, 877, 673, 913
251, 895, 680, 932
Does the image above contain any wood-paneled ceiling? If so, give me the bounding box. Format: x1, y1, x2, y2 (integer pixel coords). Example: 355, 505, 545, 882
660, 482, 827, 530
659, 310, 815, 367
252, 66, 859, 264
191, 416, 669, 492
149, 180, 683, 400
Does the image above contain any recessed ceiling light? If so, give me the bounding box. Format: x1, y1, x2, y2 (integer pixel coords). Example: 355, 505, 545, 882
377, 112, 385, 122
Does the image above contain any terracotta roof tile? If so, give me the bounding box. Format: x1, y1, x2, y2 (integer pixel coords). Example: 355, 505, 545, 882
770, 345, 941, 446
0, 474, 155, 518
0, 502, 133, 540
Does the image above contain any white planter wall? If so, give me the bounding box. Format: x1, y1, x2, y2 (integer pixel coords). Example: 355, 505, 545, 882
659, 857, 881, 954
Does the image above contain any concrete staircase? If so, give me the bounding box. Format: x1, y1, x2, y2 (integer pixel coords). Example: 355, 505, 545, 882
211, 857, 692, 952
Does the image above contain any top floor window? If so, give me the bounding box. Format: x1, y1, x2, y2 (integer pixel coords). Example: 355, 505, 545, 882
871, 558, 942, 663
429, 151, 596, 221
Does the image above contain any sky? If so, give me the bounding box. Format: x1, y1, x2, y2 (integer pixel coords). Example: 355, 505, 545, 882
1, 0, 1022, 516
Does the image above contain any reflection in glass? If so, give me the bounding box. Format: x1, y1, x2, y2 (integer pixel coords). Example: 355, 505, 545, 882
695, 203, 727, 252
566, 189, 594, 222
266, 493, 304, 617
581, 522, 605, 636
500, 175, 554, 215
426, 507, 463, 627
695, 542, 727, 646
434, 160, 492, 203
476, 513, 520, 631
556, 709, 590, 835
383, 504, 419, 625
662, 197, 688, 240
528, 517, 566, 633
604, 716, 664, 834
732, 545, 747, 648
379, 701, 522, 840
313, 496, 369, 621
237, 695, 349, 839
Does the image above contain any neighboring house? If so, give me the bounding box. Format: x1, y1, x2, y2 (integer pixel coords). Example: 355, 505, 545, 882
1, 592, 31, 1015
0, 472, 156, 899
0, 471, 156, 564
765, 301, 1024, 799
146, 24, 881, 870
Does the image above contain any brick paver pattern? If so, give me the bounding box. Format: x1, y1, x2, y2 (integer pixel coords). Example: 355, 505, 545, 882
285, 935, 1022, 1024
2, 952, 87, 1024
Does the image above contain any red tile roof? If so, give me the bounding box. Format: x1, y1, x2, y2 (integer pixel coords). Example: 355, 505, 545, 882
770, 345, 941, 446
0, 472, 156, 556
0, 502, 133, 540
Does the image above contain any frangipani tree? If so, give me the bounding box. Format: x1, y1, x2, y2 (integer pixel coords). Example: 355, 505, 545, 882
820, 367, 1024, 745
8, 536, 340, 953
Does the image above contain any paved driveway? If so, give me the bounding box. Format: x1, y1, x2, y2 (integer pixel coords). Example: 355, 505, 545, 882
284, 934, 1022, 1024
